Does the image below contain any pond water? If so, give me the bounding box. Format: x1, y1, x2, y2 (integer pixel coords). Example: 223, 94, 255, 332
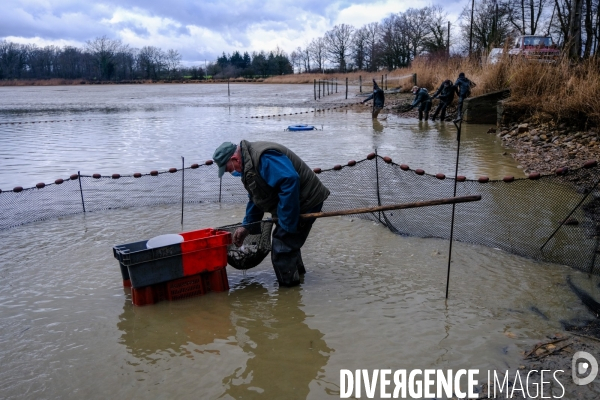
1, 84, 597, 399
0, 83, 522, 190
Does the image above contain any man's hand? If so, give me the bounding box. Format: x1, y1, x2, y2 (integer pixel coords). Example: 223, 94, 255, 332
233, 227, 249, 247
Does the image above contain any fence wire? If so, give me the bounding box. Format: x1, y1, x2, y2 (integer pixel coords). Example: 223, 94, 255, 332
2, 156, 600, 275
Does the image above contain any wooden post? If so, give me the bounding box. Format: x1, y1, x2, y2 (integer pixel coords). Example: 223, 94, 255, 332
359, 75, 362, 93
413, 73, 417, 86
314, 79, 316, 100
318, 80, 321, 99
335, 78, 338, 93
345, 77, 348, 99
228, 79, 230, 96
381, 75, 384, 88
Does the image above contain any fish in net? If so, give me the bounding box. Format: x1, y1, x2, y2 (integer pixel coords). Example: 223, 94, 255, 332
217, 220, 274, 270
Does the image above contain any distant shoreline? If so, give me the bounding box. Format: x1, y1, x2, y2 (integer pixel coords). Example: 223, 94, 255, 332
0, 78, 270, 87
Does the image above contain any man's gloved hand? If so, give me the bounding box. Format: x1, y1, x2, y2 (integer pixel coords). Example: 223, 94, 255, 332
233, 227, 249, 247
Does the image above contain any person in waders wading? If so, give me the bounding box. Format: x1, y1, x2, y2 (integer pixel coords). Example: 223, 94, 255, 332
362, 79, 385, 119
430, 79, 455, 122
409, 85, 432, 121
453, 72, 476, 122
212, 141, 330, 287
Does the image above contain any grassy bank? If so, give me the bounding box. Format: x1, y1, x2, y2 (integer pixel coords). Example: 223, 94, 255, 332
406, 57, 600, 128
266, 57, 600, 128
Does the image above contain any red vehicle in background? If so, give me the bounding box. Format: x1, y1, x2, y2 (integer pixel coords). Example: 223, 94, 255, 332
508, 35, 561, 62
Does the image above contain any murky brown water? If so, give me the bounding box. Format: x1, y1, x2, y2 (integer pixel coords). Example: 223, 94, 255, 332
1, 202, 599, 399
1, 84, 598, 399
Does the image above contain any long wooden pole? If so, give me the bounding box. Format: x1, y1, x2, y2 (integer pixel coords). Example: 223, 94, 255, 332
269, 195, 481, 221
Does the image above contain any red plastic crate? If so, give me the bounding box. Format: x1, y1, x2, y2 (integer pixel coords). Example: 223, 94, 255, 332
130, 267, 229, 306
180, 228, 231, 276
166, 273, 206, 301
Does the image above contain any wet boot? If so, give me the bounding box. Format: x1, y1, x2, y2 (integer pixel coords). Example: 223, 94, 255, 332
454, 110, 462, 122
418, 110, 423, 121
440, 109, 446, 121
431, 112, 437, 121
424, 111, 429, 121
297, 253, 306, 275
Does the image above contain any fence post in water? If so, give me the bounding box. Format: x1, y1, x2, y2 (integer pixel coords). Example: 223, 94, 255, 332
181, 156, 185, 230
413, 73, 417, 86
345, 77, 348, 99
359, 75, 362, 93
381, 75, 384, 88
314, 79, 316, 100
228, 79, 230, 97
77, 171, 86, 213
336, 78, 338, 93
318, 80, 321, 99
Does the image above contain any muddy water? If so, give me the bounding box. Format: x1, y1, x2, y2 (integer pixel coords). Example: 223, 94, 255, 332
0, 203, 598, 399
1, 84, 597, 399
0, 84, 521, 190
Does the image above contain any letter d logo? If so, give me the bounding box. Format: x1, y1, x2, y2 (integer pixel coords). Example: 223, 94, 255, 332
572, 351, 598, 385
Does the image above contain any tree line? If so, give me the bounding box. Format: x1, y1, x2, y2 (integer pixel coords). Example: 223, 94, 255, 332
1, 1, 598, 81
0, 36, 293, 81
290, 0, 600, 73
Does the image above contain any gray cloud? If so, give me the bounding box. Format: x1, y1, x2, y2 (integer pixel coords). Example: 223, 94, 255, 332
2, 0, 470, 61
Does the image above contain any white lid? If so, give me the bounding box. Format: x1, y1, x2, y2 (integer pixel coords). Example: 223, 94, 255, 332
146, 234, 184, 249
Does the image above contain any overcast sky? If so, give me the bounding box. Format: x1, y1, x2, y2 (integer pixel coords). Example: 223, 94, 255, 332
2, 0, 469, 65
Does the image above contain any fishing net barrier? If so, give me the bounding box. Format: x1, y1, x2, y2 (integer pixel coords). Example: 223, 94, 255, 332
2, 155, 600, 275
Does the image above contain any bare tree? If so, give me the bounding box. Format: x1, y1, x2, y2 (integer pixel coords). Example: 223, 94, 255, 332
423, 5, 450, 54
137, 46, 165, 79
85, 35, 123, 80
325, 24, 354, 71
504, 0, 552, 34
303, 45, 311, 72
460, 0, 512, 54
352, 27, 368, 70
364, 22, 381, 71
404, 8, 433, 59
165, 49, 181, 79
379, 14, 411, 69
290, 49, 302, 73
308, 37, 327, 72
568, 0, 584, 58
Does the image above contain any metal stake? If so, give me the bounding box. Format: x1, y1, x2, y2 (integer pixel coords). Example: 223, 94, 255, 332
446, 119, 463, 298
77, 171, 86, 213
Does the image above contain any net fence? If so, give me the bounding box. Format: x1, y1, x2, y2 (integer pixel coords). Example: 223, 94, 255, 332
2, 155, 600, 275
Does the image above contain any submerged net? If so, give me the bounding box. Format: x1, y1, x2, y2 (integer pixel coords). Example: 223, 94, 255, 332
217, 220, 274, 270
2, 155, 600, 278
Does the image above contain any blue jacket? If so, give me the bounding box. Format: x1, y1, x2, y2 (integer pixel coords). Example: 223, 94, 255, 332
242, 150, 300, 233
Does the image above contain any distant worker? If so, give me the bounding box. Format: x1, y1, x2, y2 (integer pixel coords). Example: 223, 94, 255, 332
454, 72, 476, 122
362, 79, 385, 119
430, 79, 455, 122
212, 140, 330, 287
409, 85, 432, 121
